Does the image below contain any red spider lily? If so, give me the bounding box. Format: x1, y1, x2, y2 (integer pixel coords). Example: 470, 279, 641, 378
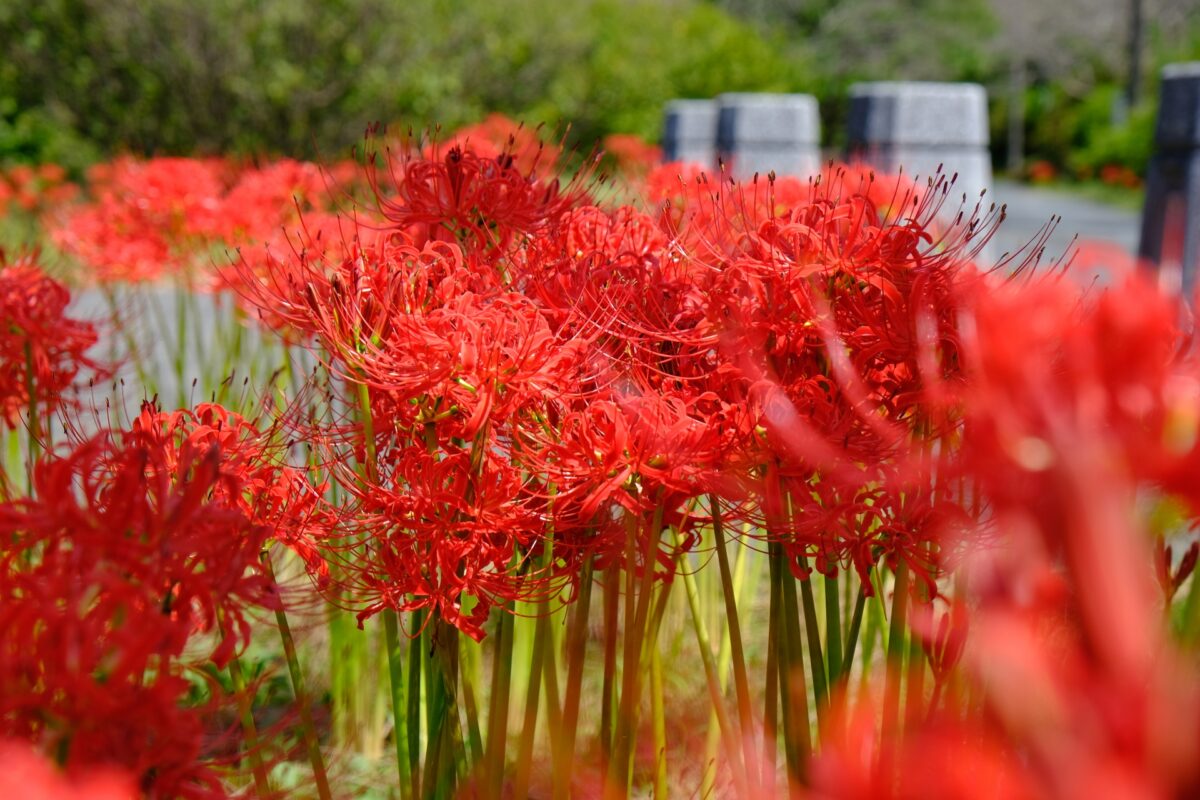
909, 597, 970, 694
602, 133, 662, 182
950, 271, 1200, 684
0, 399, 329, 796
0, 578, 231, 800
511, 390, 721, 591
221, 208, 391, 339
366, 131, 597, 257
4, 431, 267, 666
241, 213, 591, 434
0, 739, 137, 800
1155, 537, 1199, 604
956, 271, 1200, 515
658, 168, 990, 600
129, 402, 334, 580
337, 437, 545, 641
0, 163, 79, 215
0, 256, 103, 429
52, 156, 354, 285
830, 268, 1200, 800
197, 158, 330, 244
518, 204, 690, 348
532, 393, 722, 522
230, 217, 484, 350
51, 157, 230, 283
0, 431, 272, 797
426, 114, 563, 180
341, 289, 590, 440
810, 696, 1037, 800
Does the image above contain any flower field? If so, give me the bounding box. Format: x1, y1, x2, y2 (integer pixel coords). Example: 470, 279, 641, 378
2, 117, 1199, 799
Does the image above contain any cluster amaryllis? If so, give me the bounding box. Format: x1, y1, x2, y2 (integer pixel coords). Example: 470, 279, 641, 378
365, 126, 598, 257
50, 156, 359, 285
806, 269, 1200, 799
246, 220, 591, 637
0, 739, 135, 800
608, 165, 995, 598
0, 255, 102, 429
31, 111, 1200, 799
0, 400, 330, 798
424, 114, 564, 180
0, 163, 79, 214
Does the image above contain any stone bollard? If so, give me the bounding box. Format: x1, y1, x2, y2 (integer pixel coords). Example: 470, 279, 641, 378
847, 82, 993, 215
662, 99, 719, 170
715, 93, 821, 180
1139, 63, 1200, 294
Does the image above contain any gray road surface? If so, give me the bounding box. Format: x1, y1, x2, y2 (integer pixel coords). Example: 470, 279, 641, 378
986, 179, 1141, 278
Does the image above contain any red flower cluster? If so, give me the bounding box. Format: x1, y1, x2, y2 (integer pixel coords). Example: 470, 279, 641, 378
367, 125, 595, 256
423, 114, 564, 179
809, 271, 1200, 798
0, 739, 135, 800
626, 165, 991, 591
233, 117, 1005, 643
0, 163, 78, 214
51, 156, 357, 284
602, 133, 662, 182
0, 401, 330, 796
0, 255, 101, 429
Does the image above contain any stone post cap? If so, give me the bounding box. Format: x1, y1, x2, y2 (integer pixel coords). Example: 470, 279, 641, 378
663, 99, 719, 143
1156, 63, 1200, 149
715, 93, 820, 149
848, 81, 989, 147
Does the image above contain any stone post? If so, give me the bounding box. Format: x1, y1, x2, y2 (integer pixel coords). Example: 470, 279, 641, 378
662, 99, 719, 169
1139, 63, 1200, 294
847, 81, 993, 214
715, 93, 821, 180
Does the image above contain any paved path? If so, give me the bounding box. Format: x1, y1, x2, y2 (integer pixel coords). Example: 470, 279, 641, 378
987, 180, 1141, 278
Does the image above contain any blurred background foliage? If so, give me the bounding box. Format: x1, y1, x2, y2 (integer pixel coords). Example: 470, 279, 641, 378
1, 0, 1199, 183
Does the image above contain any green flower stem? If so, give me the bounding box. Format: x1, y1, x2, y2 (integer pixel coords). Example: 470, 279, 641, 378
422, 620, 461, 800
701, 535, 752, 799
882, 562, 910, 742
709, 495, 757, 771
906, 622, 927, 729
763, 547, 782, 795
1181, 570, 1200, 646
227, 648, 271, 797
101, 286, 151, 391
608, 504, 666, 797
796, 561, 828, 728
824, 573, 842, 684
384, 609, 411, 800
485, 606, 515, 800
670, 526, 748, 796
541, 629, 563, 764
599, 563, 619, 765
355, 381, 378, 482
553, 556, 594, 800
460, 642, 484, 768
22, 341, 41, 492
780, 558, 812, 788
650, 640, 668, 800
840, 582, 868, 684
261, 550, 332, 800
174, 282, 188, 409
511, 532, 556, 800
512, 601, 549, 800
407, 609, 425, 800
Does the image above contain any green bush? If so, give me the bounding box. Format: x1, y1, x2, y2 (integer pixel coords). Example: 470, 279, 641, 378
0, 0, 800, 163
535, 1, 802, 145
0, 102, 100, 176
1068, 94, 1155, 179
